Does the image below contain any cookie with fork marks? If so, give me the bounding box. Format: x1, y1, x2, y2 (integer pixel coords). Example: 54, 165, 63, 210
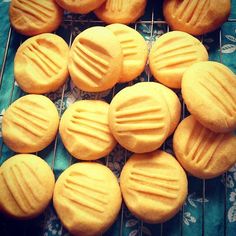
182, 61, 236, 133
14, 33, 69, 94
2, 95, 59, 153
53, 162, 122, 236
173, 115, 236, 179
163, 0, 231, 35
0, 154, 55, 219
120, 150, 187, 223
94, 0, 147, 24
68, 26, 123, 92
9, 0, 63, 36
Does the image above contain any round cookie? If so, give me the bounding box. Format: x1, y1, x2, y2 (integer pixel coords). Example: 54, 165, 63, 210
9, 0, 63, 36
53, 162, 122, 236
55, 0, 106, 14
173, 116, 236, 179
120, 150, 188, 223
134, 82, 181, 135
0, 154, 55, 219
109, 82, 171, 153
163, 0, 231, 36
94, 0, 147, 24
149, 31, 208, 89
106, 23, 148, 83
2, 95, 59, 153
59, 100, 116, 160
68, 26, 123, 92
182, 61, 236, 133
14, 33, 69, 94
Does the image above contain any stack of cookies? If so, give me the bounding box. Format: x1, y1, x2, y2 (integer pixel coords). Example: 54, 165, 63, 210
1, 0, 235, 235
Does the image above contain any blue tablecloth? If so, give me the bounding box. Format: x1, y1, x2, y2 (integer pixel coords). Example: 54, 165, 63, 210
0, 0, 236, 236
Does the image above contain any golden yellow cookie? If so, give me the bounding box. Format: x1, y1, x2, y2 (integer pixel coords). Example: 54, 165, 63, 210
55, 0, 106, 14
134, 82, 181, 135
182, 61, 236, 133
94, 0, 147, 24
173, 116, 236, 179
149, 31, 208, 89
14, 33, 69, 94
9, 0, 63, 36
163, 0, 231, 36
106, 23, 148, 83
2, 95, 59, 153
59, 100, 116, 160
109, 82, 171, 153
68, 26, 123, 92
0, 154, 55, 219
53, 162, 122, 236
120, 150, 187, 223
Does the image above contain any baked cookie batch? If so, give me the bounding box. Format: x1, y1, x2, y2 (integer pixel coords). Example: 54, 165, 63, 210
1, 0, 235, 235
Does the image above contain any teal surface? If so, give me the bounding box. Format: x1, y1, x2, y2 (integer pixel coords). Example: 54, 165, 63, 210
0, 0, 236, 236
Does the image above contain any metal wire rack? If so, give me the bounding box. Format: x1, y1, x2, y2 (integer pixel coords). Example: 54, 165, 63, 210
0, 0, 236, 235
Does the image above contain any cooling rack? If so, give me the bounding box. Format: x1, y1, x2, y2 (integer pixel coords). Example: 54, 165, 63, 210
0, 0, 236, 235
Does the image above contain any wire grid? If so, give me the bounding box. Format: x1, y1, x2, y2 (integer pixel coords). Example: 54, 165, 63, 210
0, 2, 236, 236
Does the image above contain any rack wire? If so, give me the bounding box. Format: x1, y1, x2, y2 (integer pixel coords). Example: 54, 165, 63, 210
0, 0, 236, 235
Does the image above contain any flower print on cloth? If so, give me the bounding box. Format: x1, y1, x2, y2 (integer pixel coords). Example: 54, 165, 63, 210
182, 192, 209, 226
108, 144, 131, 178
228, 164, 236, 223
187, 192, 209, 209
228, 205, 236, 223
43, 206, 70, 236
221, 33, 236, 54
183, 212, 197, 226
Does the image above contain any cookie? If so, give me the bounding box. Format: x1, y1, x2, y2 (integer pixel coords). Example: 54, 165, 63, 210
2, 95, 59, 153
182, 61, 236, 133
120, 150, 188, 223
163, 0, 231, 35
134, 82, 181, 135
94, 0, 147, 24
14, 33, 69, 94
55, 0, 106, 14
106, 23, 148, 83
59, 100, 116, 160
68, 26, 123, 92
9, 0, 63, 36
173, 116, 236, 179
108, 82, 171, 153
149, 31, 208, 88
53, 162, 122, 236
0, 154, 55, 219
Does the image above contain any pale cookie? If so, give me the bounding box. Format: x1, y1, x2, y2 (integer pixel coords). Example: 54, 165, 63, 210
14, 33, 69, 94
94, 0, 147, 24
53, 162, 122, 236
149, 31, 208, 89
182, 61, 236, 133
68, 26, 123, 92
2, 95, 59, 153
9, 0, 63, 36
163, 0, 231, 35
55, 0, 106, 14
120, 150, 188, 223
108, 82, 171, 153
173, 116, 236, 179
106, 23, 148, 83
134, 82, 181, 135
59, 100, 116, 161
0, 154, 55, 219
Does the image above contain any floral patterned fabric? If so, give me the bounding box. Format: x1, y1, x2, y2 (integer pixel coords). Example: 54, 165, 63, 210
0, 0, 236, 236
